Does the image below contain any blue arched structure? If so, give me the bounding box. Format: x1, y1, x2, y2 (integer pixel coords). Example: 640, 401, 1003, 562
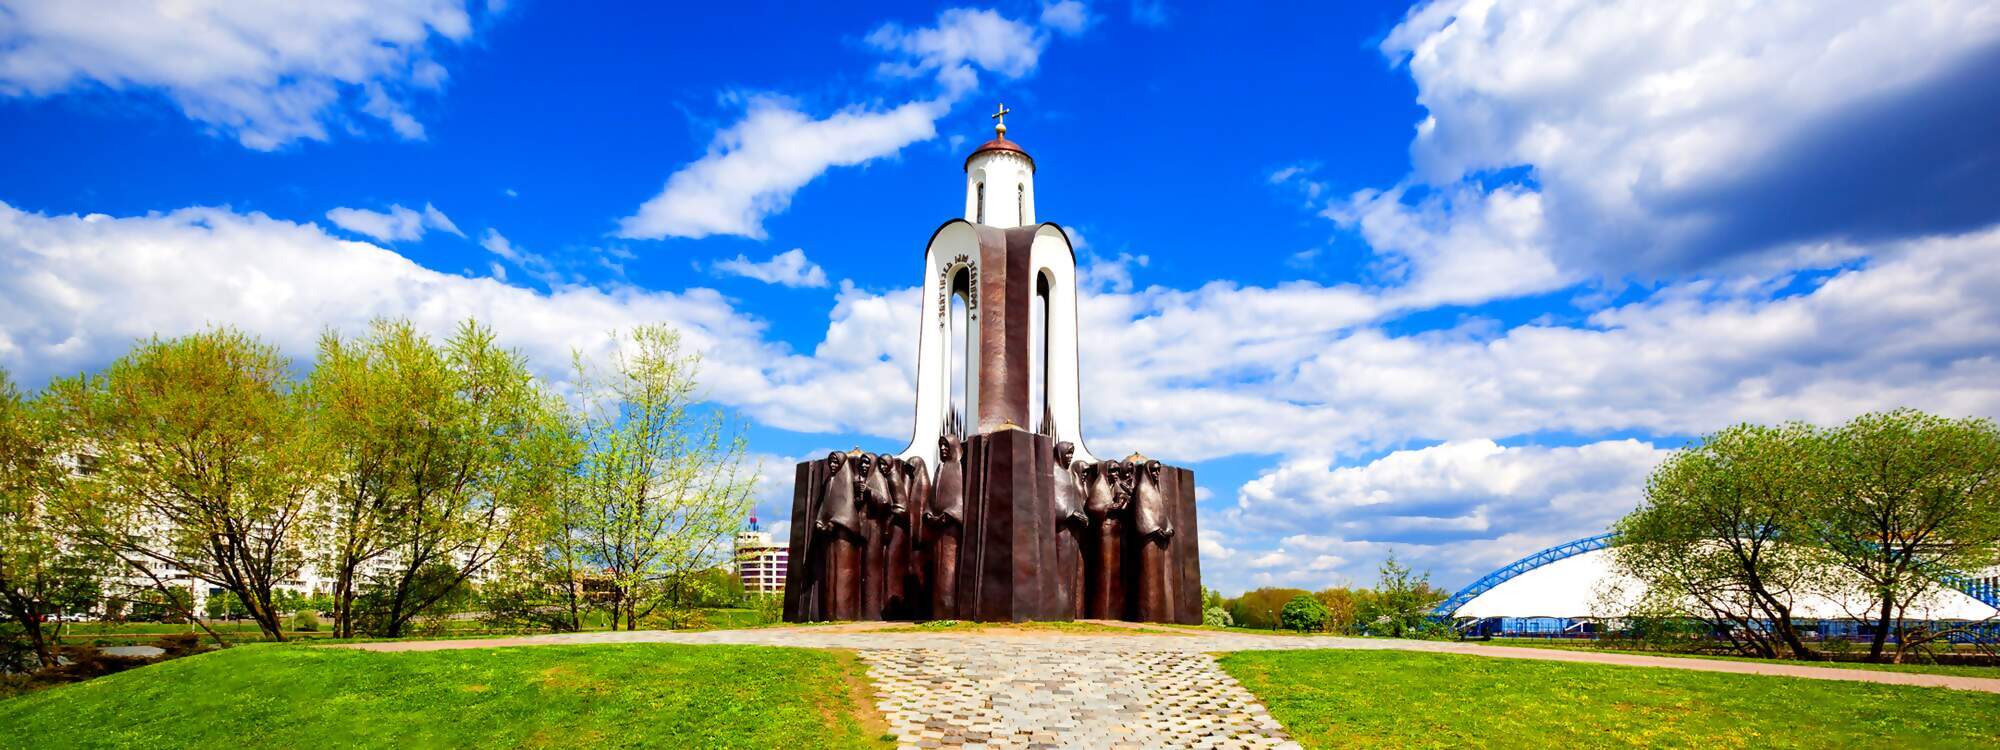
1431, 533, 1616, 618
1432, 532, 2000, 619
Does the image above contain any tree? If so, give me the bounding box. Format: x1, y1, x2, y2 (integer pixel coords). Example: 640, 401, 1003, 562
306, 320, 571, 638
204, 590, 249, 620
1227, 588, 1309, 630
48, 330, 319, 642
569, 326, 757, 630
1357, 553, 1448, 638
1312, 587, 1361, 635
1612, 424, 1825, 659
0, 371, 106, 668
1280, 594, 1329, 632
1804, 410, 2000, 662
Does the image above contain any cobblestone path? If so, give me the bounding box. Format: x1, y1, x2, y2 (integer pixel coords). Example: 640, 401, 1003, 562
863, 643, 1295, 749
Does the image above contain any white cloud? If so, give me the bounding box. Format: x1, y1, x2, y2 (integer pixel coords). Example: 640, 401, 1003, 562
1374, 0, 2000, 278
324, 202, 462, 243
614, 98, 944, 240
617, 6, 1087, 242
0, 0, 480, 149
1332, 183, 1572, 308
0, 201, 914, 440
1231, 439, 1668, 542
1040, 1, 1093, 37
714, 248, 829, 288
867, 7, 1049, 95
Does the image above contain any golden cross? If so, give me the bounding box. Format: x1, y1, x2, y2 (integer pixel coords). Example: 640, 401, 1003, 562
991, 102, 1011, 136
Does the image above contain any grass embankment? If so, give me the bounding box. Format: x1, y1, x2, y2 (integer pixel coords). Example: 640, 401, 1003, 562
1481, 638, 2000, 680
1222, 649, 2000, 748
0, 643, 891, 750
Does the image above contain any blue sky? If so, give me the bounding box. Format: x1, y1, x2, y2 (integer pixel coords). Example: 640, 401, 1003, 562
4, 1, 1999, 594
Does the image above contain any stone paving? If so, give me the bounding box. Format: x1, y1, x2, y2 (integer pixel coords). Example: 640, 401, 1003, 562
864, 643, 1294, 749
343, 622, 2000, 748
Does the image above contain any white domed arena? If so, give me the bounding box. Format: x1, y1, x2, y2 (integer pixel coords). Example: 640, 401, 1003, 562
1437, 534, 2000, 641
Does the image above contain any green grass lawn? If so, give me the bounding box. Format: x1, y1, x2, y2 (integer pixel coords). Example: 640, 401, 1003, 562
0, 643, 890, 750
1480, 638, 2000, 680
1221, 649, 2000, 748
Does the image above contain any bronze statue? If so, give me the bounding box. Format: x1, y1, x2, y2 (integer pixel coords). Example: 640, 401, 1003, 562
1083, 458, 1130, 619
880, 454, 915, 618
926, 433, 965, 618
902, 456, 932, 618
1133, 458, 1177, 622
1051, 441, 1089, 619
813, 451, 862, 620
855, 451, 892, 619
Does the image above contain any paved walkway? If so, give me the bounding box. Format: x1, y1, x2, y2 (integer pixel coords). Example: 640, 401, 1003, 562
340, 623, 2000, 749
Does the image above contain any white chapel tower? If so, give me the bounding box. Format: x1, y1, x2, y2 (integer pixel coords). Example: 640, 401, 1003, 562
900, 105, 1092, 467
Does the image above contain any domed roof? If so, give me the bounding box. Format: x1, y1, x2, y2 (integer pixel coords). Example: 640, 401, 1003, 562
964, 135, 1035, 173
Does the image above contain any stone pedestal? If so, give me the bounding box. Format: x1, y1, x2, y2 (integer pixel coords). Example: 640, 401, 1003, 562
784, 429, 1202, 624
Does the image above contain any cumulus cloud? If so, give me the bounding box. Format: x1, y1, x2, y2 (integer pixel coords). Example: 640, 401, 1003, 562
867, 7, 1050, 96
1039, 1, 1094, 37
0, 201, 914, 439
1231, 439, 1667, 543
0, 0, 481, 149
714, 248, 829, 288
617, 6, 1087, 241
615, 98, 945, 240
1375, 0, 2000, 278
324, 202, 462, 243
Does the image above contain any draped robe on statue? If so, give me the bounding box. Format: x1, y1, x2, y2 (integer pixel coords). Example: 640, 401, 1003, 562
881, 455, 915, 618
902, 457, 932, 620
1133, 459, 1177, 623
1083, 460, 1127, 619
927, 435, 965, 618
1051, 442, 1088, 619
813, 452, 862, 620
858, 454, 891, 619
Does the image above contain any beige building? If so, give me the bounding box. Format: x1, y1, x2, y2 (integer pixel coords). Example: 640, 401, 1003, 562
735, 523, 787, 595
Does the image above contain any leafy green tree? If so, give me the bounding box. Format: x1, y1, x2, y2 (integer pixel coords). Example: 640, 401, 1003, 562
306, 320, 572, 637
1803, 410, 2000, 662
1280, 594, 1329, 632
204, 590, 249, 620
125, 587, 193, 624
1227, 588, 1309, 630
569, 326, 757, 630
1201, 588, 1233, 627
0, 369, 101, 668
1356, 553, 1448, 638
1312, 587, 1361, 635
1612, 424, 1825, 658
47, 330, 319, 641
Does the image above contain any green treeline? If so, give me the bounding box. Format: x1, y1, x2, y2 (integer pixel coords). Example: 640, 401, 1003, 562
0, 320, 758, 672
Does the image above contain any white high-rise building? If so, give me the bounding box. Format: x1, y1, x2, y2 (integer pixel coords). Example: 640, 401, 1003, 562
734, 518, 788, 595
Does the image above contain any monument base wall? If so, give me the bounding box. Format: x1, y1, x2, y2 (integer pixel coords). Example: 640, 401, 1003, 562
783, 429, 1202, 625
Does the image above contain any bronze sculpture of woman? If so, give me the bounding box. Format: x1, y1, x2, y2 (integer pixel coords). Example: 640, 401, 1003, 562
926, 434, 965, 618
880, 454, 915, 618
856, 452, 892, 619
1132, 458, 1176, 622
902, 456, 932, 618
1083, 458, 1129, 619
1050, 441, 1088, 618
812, 451, 862, 620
